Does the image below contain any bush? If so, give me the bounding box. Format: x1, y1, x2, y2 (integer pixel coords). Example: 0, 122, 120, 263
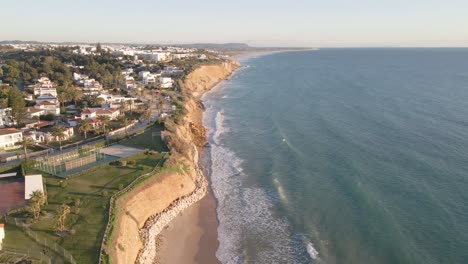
60, 181, 68, 188
74, 198, 81, 207
118, 184, 124, 190
102, 191, 108, 197
120, 160, 127, 166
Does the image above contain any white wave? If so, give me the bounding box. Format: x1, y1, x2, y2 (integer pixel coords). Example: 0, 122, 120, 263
210, 144, 310, 263
307, 242, 320, 260
273, 178, 289, 205
213, 110, 229, 145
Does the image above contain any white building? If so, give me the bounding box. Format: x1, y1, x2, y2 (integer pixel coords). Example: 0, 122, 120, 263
159, 77, 173, 88
0, 128, 22, 150
34, 87, 57, 97
136, 51, 170, 62
36, 77, 54, 88
35, 101, 60, 116
24, 175, 44, 200
36, 94, 58, 105
26, 107, 46, 118
81, 108, 120, 120
143, 74, 156, 85
0, 108, 14, 128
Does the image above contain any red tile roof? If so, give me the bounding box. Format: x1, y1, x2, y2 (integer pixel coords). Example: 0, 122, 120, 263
0, 128, 22, 136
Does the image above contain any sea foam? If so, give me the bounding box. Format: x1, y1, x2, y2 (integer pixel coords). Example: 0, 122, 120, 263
203, 95, 313, 263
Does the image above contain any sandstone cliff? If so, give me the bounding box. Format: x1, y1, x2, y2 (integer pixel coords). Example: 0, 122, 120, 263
109, 60, 239, 264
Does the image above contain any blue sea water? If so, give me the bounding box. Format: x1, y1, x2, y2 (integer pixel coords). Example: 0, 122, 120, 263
202, 49, 468, 264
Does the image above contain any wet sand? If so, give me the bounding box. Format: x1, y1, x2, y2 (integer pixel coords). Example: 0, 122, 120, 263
157, 188, 220, 264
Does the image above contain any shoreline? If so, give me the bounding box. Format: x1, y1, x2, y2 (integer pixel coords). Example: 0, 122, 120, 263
153, 49, 305, 263
137, 61, 240, 264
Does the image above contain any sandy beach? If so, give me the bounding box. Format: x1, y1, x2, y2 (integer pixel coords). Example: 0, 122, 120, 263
157, 188, 220, 264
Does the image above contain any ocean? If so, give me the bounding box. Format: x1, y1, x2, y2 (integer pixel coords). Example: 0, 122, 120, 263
202, 49, 468, 264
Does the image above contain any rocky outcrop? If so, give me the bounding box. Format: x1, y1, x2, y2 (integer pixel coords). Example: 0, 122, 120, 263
136, 61, 240, 263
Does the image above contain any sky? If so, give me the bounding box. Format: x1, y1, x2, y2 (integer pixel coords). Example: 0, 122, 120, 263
1, 0, 468, 47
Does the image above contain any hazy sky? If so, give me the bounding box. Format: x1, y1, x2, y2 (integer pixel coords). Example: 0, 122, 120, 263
2, 0, 468, 47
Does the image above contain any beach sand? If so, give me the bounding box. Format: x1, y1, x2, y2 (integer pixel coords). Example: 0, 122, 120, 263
157, 188, 220, 264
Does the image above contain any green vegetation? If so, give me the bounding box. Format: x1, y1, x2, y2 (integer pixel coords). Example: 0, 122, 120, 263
8, 152, 164, 263
120, 122, 168, 152
0, 47, 123, 89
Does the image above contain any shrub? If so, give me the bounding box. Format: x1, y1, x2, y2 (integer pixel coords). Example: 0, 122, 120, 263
74, 198, 81, 207
118, 184, 124, 190
102, 191, 108, 197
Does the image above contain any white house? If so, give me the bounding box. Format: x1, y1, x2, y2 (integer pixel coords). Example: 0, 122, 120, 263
159, 77, 173, 88
138, 71, 151, 79
34, 87, 57, 97
36, 94, 58, 105
81, 108, 120, 120
36, 77, 54, 88
0, 108, 14, 128
143, 74, 156, 85
24, 174, 44, 200
0, 128, 22, 150
26, 107, 46, 118
81, 108, 97, 120
35, 101, 60, 116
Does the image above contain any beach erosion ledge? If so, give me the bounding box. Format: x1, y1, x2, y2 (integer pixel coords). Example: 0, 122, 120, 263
107, 60, 240, 264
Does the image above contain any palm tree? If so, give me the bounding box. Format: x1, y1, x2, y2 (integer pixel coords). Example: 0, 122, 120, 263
91, 96, 105, 107
57, 86, 69, 108
67, 88, 83, 105
16, 137, 34, 160
119, 101, 127, 112
78, 119, 92, 139
51, 126, 66, 150
28, 190, 46, 220
98, 115, 111, 135
118, 116, 130, 137
54, 203, 71, 232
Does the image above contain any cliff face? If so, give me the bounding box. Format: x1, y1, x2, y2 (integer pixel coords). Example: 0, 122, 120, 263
165, 61, 240, 165
110, 61, 239, 264
181, 61, 241, 97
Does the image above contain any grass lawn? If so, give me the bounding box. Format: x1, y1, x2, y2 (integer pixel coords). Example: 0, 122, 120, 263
1, 224, 64, 263
9, 152, 165, 264
48, 134, 86, 148
120, 123, 168, 152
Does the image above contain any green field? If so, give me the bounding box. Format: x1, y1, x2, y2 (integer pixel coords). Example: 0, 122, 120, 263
120, 123, 168, 152
8, 152, 165, 263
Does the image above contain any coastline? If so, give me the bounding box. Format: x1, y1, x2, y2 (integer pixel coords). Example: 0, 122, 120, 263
154, 50, 304, 263
137, 61, 240, 264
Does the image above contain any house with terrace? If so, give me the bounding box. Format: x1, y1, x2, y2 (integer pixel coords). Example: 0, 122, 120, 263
0, 128, 22, 150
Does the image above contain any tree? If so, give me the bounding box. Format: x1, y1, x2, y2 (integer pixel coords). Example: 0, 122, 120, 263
96, 43, 102, 53
16, 137, 34, 161
141, 106, 151, 122
67, 88, 83, 105
54, 203, 71, 232
119, 101, 127, 112
91, 96, 105, 107
57, 86, 69, 107
28, 191, 46, 220
52, 126, 66, 149
8, 87, 26, 126
78, 119, 92, 139
118, 115, 130, 137
98, 115, 110, 135
2, 64, 20, 84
